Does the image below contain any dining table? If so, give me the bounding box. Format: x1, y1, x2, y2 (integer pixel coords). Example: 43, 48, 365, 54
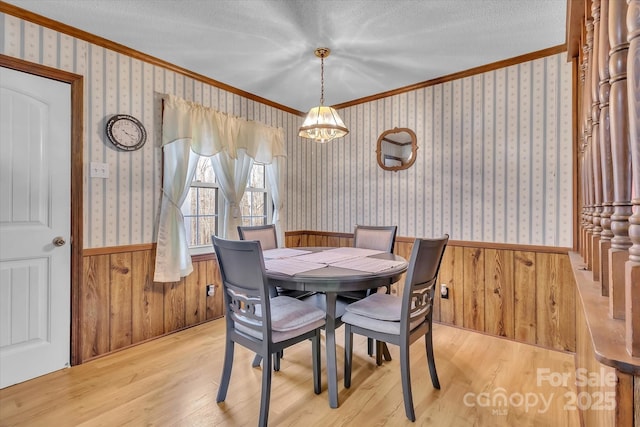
263, 246, 408, 408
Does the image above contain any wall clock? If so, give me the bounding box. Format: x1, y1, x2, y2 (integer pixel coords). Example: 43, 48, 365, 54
105, 114, 147, 151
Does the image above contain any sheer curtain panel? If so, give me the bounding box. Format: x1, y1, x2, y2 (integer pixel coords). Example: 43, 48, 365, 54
266, 157, 286, 245
210, 150, 254, 240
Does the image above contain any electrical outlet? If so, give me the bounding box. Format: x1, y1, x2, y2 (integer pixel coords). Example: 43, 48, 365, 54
206, 284, 215, 297
440, 284, 449, 299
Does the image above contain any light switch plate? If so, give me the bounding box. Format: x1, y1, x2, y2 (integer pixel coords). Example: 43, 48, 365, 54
90, 162, 109, 178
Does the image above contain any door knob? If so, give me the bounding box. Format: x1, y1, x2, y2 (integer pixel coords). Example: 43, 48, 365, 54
53, 236, 66, 247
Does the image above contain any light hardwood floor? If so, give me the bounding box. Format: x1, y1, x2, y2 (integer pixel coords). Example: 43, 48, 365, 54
0, 320, 580, 426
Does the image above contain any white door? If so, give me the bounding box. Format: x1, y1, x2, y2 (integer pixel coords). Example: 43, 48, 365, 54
0, 67, 71, 388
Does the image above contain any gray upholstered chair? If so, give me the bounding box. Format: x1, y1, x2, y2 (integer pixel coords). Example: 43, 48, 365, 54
342, 235, 449, 422
338, 224, 397, 301
213, 236, 325, 427
339, 225, 397, 361
238, 224, 314, 300
237, 224, 314, 369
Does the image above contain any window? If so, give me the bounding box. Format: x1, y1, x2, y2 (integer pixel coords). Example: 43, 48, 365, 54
182, 157, 219, 248
240, 163, 269, 227
181, 157, 270, 249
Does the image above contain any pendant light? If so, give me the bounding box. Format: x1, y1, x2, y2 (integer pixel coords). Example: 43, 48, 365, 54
298, 48, 349, 143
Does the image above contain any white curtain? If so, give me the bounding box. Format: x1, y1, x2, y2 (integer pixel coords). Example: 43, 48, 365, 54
154, 95, 286, 282
210, 150, 254, 240
154, 140, 200, 282
266, 157, 286, 246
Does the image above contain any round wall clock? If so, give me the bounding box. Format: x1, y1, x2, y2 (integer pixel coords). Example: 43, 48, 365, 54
105, 114, 147, 151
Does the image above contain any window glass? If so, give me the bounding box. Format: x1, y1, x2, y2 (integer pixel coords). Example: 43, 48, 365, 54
240, 163, 268, 226
182, 157, 219, 247
181, 158, 270, 248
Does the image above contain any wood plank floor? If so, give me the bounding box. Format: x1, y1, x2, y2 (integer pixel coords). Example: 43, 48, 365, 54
0, 320, 580, 426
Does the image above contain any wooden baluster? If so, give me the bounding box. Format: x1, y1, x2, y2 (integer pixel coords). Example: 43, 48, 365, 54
599, 0, 614, 296
585, 21, 595, 269
581, 140, 589, 260
579, 145, 589, 261
580, 57, 590, 260
582, 153, 591, 258
608, 0, 632, 319
579, 56, 584, 259
592, 0, 604, 282
625, 0, 640, 356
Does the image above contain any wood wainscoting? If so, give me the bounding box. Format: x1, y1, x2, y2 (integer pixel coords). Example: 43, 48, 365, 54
286, 230, 576, 353
78, 232, 575, 363
80, 244, 223, 363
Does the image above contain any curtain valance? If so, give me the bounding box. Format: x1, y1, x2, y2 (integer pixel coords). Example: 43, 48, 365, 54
162, 94, 286, 163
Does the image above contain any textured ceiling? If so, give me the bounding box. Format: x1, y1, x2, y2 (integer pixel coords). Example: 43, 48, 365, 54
5, 0, 567, 113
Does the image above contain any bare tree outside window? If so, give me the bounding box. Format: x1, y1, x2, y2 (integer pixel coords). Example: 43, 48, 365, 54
240, 163, 268, 227
182, 157, 218, 247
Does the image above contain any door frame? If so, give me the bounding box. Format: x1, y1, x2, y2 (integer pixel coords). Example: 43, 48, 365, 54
0, 54, 84, 366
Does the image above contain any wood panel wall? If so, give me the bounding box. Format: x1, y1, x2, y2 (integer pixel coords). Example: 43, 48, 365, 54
77, 231, 576, 363
285, 230, 577, 353
80, 245, 223, 363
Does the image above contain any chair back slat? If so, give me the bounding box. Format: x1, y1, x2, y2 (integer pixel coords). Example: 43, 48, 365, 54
408, 288, 433, 320
226, 288, 263, 331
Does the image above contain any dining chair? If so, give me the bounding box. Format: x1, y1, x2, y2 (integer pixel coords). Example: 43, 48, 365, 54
212, 236, 325, 427
342, 235, 449, 422
339, 225, 397, 361
238, 224, 314, 298
237, 224, 315, 370
339, 224, 398, 300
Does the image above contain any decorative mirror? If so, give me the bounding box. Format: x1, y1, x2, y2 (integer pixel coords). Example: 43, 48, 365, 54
376, 127, 418, 171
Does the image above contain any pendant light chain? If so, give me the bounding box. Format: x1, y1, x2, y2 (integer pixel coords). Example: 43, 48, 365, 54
320, 53, 325, 106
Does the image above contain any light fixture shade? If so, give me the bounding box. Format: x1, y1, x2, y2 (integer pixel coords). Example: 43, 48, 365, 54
298, 105, 349, 143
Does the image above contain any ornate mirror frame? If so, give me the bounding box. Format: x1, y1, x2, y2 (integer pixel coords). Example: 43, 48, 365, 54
376, 127, 418, 172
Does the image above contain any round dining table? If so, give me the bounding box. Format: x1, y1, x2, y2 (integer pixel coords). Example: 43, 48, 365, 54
265, 247, 408, 408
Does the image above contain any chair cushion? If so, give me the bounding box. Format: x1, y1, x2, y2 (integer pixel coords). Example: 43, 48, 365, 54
342, 311, 400, 335
341, 311, 427, 336
345, 293, 401, 321
343, 293, 426, 336
235, 296, 325, 343
270, 296, 325, 331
